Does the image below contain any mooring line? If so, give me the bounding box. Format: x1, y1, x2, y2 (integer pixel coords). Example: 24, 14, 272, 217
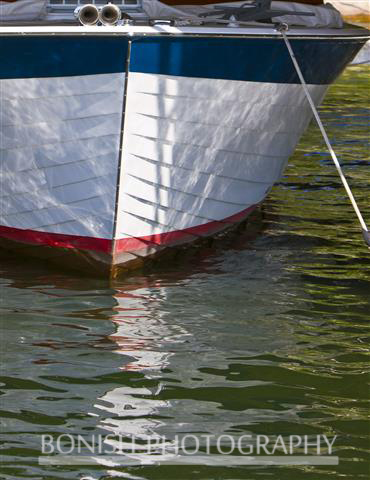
277, 24, 370, 247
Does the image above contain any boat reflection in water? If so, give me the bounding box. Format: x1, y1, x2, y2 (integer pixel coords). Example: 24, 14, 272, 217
90, 259, 300, 466
95, 286, 182, 456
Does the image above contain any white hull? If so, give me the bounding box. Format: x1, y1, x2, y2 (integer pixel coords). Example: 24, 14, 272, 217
116, 72, 326, 238
1, 71, 328, 270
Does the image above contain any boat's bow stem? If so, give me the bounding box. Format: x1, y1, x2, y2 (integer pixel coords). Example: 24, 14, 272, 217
277, 23, 370, 248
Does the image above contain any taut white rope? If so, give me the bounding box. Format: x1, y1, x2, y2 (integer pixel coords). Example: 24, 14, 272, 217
278, 24, 370, 247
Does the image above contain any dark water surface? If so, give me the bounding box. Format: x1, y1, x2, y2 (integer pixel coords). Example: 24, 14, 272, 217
0, 66, 369, 480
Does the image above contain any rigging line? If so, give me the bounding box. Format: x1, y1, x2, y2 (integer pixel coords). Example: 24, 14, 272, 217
278, 23, 369, 247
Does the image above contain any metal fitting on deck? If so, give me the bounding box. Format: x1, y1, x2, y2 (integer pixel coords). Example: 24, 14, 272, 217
74, 4, 99, 26
275, 22, 289, 33
99, 3, 122, 25
74, 3, 123, 26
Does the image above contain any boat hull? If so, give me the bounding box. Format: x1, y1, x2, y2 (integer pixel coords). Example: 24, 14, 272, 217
0, 29, 367, 275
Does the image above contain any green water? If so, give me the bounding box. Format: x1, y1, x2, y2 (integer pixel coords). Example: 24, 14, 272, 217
0, 66, 369, 480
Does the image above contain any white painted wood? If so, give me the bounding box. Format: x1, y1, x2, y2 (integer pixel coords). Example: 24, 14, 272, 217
123, 155, 270, 203
115, 73, 328, 240
128, 72, 326, 105
129, 97, 313, 132
1, 136, 119, 172
1, 92, 122, 128
0, 25, 365, 38
0, 73, 122, 100
125, 137, 287, 184
1, 113, 122, 150
118, 176, 269, 238
119, 186, 265, 231
0, 73, 124, 240
127, 115, 301, 157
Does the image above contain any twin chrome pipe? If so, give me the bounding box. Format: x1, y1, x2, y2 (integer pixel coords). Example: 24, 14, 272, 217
74, 3, 122, 26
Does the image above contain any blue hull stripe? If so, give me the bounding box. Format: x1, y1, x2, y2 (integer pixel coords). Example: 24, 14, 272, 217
0, 35, 364, 84
129, 37, 363, 85
0, 36, 128, 79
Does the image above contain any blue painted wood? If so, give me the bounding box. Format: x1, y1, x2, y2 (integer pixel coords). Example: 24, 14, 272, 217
0, 34, 364, 83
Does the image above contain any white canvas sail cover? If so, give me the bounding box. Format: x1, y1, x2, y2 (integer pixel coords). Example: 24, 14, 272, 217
0, 0, 343, 27
0, 0, 47, 21
142, 0, 344, 27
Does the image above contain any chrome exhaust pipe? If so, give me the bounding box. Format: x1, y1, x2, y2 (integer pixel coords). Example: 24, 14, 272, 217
74, 4, 99, 26
99, 3, 121, 25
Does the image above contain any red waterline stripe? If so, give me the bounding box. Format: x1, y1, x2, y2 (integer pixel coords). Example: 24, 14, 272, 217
114, 204, 257, 253
0, 204, 257, 255
0, 225, 112, 254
